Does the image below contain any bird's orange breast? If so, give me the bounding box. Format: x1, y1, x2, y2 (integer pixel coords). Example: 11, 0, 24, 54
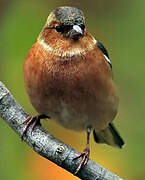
24, 37, 119, 131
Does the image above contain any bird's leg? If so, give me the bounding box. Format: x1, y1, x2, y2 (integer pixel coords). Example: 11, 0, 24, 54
74, 125, 92, 174
21, 114, 49, 140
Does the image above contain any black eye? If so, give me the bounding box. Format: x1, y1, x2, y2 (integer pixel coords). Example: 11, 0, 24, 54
80, 24, 85, 30
55, 26, 64, 32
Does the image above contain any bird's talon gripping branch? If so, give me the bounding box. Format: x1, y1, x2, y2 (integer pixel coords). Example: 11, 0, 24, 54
74, 147, 90, 174
74, 126, 91, 174
21, 114, 49, 140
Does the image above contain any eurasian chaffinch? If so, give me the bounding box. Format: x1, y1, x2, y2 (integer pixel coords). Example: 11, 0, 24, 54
23, 6, 125, 173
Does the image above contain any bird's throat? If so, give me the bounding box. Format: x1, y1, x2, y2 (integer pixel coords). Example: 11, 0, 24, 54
39, 36, 96, 59
39, 39, 86, 58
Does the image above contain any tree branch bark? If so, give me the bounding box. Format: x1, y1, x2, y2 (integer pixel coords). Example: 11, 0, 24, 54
0, 81, 123, 180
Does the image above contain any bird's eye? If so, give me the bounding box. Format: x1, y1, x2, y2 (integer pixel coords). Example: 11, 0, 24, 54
55, 26, 64, 32
80, 24, 85, 31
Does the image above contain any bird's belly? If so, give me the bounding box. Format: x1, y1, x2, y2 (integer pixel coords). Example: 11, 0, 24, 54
33, 93, 117, 132
49, 104, 91, 131
26, 74, 118, 131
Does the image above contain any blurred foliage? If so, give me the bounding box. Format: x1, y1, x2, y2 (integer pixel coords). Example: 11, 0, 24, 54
0, 0, 145, 179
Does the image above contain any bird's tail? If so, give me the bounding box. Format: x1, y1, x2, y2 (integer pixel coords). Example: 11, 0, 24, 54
93, 123, 125, 148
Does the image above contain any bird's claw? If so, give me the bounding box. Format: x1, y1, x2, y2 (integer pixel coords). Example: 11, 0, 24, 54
74, 147, 90, 174
20, 114, 49, 140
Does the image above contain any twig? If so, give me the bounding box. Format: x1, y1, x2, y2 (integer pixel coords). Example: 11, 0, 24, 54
0, 81, 123, 180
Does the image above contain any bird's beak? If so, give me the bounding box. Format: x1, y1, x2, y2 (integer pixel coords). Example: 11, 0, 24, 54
73, 25, 83, 35
67, 25, 83, 39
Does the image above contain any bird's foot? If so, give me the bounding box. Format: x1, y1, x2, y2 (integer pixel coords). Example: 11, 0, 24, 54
20, 114, 49, 140
74, 147, 90, 174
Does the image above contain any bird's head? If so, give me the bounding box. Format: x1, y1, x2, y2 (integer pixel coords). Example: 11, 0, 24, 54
39, 6, 85, 41
38, 6, 96, 58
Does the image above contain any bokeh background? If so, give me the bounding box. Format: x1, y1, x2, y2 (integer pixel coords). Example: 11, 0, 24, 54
0, 0, 144, 179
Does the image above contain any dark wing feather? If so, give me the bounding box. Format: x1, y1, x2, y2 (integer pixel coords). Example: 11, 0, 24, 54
96, 40, 112, 68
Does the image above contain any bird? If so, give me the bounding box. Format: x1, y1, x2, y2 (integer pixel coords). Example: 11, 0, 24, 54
23, 6, 125, 174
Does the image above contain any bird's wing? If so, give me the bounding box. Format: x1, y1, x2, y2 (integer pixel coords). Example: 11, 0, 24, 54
96, 40, 112, 68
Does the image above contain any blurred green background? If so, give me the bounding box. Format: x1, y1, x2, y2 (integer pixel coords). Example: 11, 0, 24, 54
0, 0, 144, 179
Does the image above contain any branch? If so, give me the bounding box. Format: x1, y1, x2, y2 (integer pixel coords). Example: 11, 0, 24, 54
0, 81, 123, 180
